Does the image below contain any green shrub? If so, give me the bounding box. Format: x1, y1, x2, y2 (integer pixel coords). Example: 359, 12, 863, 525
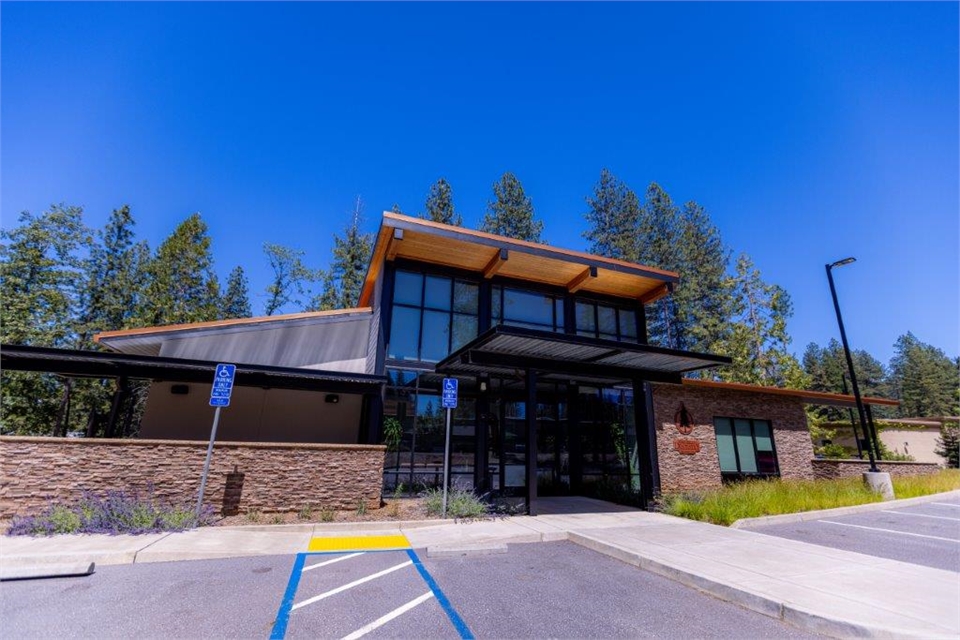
422, 488, 488, 519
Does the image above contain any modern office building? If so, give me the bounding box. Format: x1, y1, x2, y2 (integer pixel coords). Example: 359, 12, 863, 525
71, 212, 898, 514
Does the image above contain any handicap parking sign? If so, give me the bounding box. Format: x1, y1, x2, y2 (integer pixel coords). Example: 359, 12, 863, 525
441, 378, 458, 409
209, 363, 236, 407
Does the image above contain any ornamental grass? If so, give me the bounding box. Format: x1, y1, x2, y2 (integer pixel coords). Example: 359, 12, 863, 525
661, 469, 960, 526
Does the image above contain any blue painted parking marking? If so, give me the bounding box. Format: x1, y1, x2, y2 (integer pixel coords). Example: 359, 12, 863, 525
407, 548, 474, 639
269, 550, 473, 640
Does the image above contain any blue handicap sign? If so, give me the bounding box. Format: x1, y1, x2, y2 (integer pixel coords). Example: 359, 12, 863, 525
209, 363, 237, 407
441, 378, 458, 409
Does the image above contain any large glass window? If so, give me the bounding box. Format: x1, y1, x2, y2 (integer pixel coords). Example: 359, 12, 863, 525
383, 369, 475, 493
388, 270, 479, 362
575, 299, 639, 342
713, 417, 779, 479
492, 285, 564, 332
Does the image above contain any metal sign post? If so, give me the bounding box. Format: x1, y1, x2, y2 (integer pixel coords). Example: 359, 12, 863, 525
196, 363, 236, 519
441, 378, 458, 517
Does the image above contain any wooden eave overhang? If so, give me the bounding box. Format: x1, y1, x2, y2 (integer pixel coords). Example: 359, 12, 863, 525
677, 378, 900, 409
358, 212, 679, 306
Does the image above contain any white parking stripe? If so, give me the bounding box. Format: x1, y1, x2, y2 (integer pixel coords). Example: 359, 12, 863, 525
302, 552, 365, 572
821, 520, 960, 542
881, 510, 960, 522
340, 591, 434, 640
931, 503, 960, 509
292, 561, 413, 611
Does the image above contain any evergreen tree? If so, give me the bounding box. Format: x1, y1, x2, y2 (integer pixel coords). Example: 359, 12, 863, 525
309, 198, 373, 310
889, 333, 959, 417
935, 422, 960, 468
0, 204, 90, 435
635, 183, 683, 347
583, 169, 640, 261
137, 213, 220, 326
390, 203, 404, 215
623, 183, 732, 355
480, 172, 543, 242
221, 266, 252, 319
715, 254, 806, 388
77, 205, 149, 346
263, 243, 314, 315
422, 178, 461, 226
803, 339, 892, 421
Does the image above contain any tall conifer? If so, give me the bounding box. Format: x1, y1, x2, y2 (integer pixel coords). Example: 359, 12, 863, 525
221, 266, 252, 319
422, 178, 461, 226
480, 172, 543, 242
137, 213, 220, 326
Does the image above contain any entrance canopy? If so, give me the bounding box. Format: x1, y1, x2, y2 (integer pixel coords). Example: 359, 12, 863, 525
1, 344, 387, 394
435, 326, 731, 385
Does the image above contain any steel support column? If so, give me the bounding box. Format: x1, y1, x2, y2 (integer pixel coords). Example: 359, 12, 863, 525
632, 379, 661, 509
525, 369, 538, 516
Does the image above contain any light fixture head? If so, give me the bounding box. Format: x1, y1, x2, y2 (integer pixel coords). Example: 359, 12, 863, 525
829, 257, 856, 269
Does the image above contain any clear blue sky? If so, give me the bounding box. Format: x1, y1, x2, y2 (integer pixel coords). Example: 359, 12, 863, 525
2, 2, 957, 364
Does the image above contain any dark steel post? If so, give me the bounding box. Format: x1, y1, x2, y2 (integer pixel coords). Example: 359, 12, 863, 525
826, 262, 878, 472
525, 369, 538, 516
865, 403, 882, 461
841, 373, 864, 459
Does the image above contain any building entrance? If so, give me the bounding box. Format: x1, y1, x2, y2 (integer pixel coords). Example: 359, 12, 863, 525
482, 381, 642, 508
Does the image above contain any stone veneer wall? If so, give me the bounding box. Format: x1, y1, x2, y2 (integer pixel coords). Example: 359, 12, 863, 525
812, 459, 941, 480
0, 436, 385, 519
651, 384, 816, 493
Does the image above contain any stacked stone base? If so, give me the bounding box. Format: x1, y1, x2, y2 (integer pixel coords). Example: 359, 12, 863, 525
812, 458, 941, 481
0, 436, 386, 518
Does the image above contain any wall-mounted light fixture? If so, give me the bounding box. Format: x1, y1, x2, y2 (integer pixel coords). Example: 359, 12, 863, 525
171, 384, 189, 395
325, 394, 340, 404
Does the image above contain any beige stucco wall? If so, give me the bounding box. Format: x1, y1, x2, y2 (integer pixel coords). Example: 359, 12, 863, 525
880, 429, 945, 464
0, 436, 386, 518
140, 382, 363, 444
651, 384, 815, 493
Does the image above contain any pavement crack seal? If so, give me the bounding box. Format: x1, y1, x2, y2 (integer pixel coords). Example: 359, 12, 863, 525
131, 532, 173, 564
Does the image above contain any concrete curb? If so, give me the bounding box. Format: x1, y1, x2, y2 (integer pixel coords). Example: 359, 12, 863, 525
730, 489, 960, 529
565, 531, 953, 639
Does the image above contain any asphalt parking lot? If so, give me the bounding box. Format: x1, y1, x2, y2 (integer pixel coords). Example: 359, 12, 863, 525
1, 541, 817, 639
755, 497, 960, 572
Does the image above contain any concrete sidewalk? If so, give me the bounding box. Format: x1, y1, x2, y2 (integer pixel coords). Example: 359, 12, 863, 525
2, 499, 958, 639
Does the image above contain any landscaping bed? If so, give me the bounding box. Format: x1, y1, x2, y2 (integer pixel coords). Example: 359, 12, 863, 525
661, 469, 960, 526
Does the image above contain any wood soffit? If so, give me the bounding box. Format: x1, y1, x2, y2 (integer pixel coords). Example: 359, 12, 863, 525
359, 212, 679, 306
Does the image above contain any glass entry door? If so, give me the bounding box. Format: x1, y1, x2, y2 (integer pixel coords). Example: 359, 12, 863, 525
487, 399, 528, 497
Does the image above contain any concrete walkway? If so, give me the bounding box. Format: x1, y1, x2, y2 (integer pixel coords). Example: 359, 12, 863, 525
2, 497, 958, 639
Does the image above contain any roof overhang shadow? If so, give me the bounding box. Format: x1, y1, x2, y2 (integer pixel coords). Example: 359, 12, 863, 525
1, 345, 387, 395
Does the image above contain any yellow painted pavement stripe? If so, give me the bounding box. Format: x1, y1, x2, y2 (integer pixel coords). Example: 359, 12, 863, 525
307, 534, 410, 552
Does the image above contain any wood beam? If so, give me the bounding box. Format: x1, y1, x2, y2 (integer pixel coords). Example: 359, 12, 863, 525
639, 282, 674, 304
482, 248, 509, 279
385, 228, 404, 261
566, 266, 597, 293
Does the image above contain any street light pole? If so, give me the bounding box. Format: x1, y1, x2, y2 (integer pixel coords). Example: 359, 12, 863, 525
826, 258, 879, 472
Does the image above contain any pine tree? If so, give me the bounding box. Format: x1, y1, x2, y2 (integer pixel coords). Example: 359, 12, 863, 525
583, 169, 640, 261
221, 266, 252, 319
802, 339, 891, 421
635, 183, 683, 347
77, 205, 149, 346
309, 198, 373, 310
480, 172, 543, 242
889, 333, 959, 417
0, 204, 90, 435
422, 178, 461, 226
715, 254, 806, 387
935, 422, 960, 468
137, 213, 220, 326
263, 243, 314, 315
